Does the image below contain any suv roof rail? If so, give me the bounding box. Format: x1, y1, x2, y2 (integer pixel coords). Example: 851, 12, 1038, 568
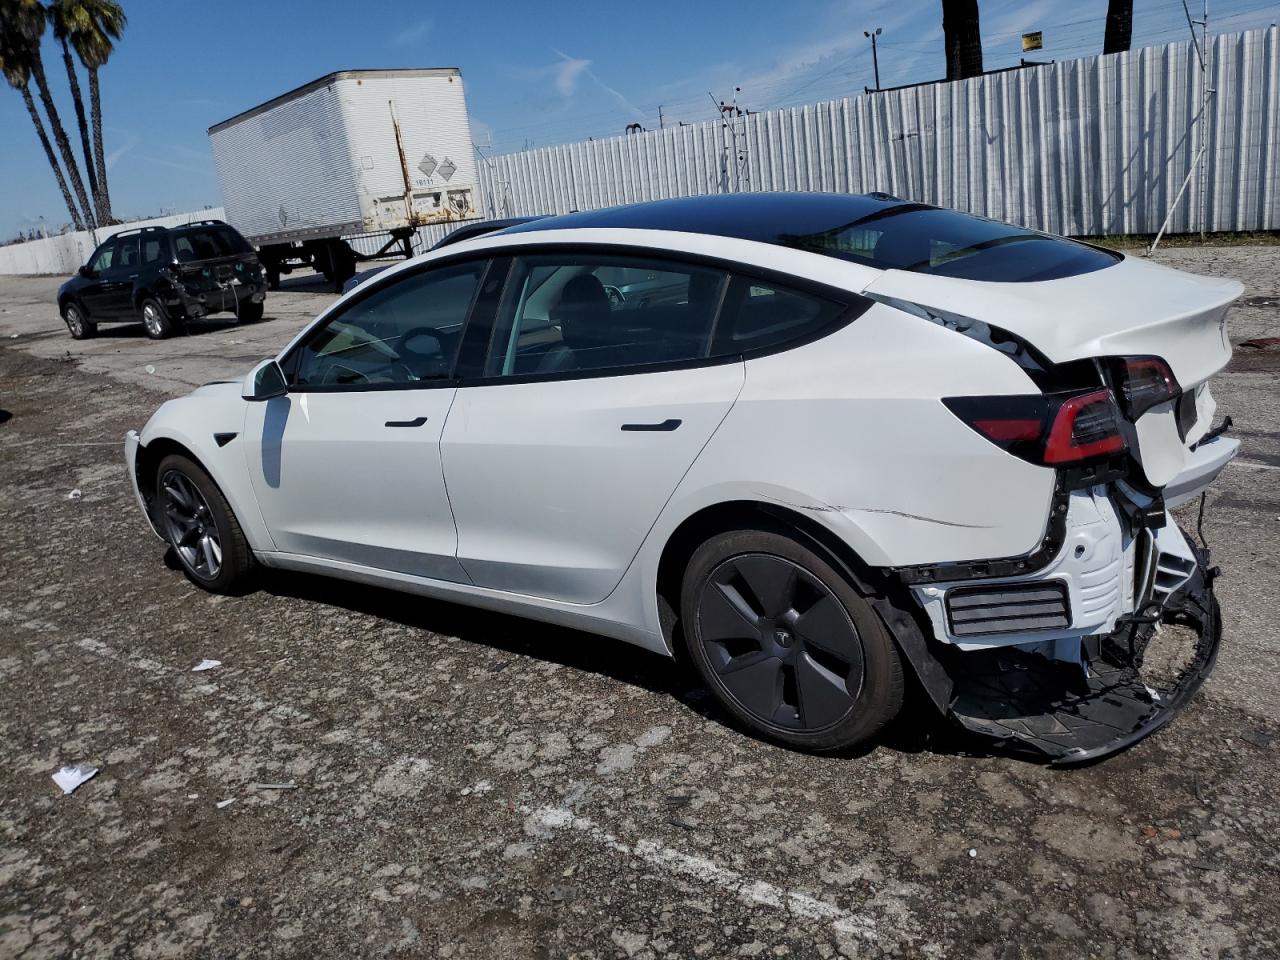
112, 225, 169, 238
178, 219, 228, 228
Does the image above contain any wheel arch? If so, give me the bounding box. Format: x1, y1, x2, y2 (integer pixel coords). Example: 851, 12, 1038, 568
655, 499, 886, 648
652, 498, 953, 715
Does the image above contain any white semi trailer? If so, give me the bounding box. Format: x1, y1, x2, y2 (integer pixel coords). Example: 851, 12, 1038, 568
208, 68, 480, 290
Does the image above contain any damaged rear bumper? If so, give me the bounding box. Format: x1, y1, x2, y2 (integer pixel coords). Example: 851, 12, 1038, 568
943, 541, 1220, 765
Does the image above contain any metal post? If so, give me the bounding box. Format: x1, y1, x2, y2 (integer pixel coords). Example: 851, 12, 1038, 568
865, 28, 883, 90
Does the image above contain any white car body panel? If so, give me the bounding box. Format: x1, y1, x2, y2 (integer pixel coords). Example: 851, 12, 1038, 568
443, 362, 745, 604
242, 388, 466, 581
125, 206, 1243, 676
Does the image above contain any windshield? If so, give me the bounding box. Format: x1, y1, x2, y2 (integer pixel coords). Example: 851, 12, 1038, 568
171, 225, 252, 263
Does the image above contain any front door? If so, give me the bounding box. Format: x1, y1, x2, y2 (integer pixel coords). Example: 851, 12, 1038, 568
442, 251, 743, 605
78, 238, 121, 319
244, 258, 491, 580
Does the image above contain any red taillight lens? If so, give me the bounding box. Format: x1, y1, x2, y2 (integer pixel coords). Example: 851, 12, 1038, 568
1113, 356, 1179, 418
944, 389, 1127, 467
1042, 389, 1126, 463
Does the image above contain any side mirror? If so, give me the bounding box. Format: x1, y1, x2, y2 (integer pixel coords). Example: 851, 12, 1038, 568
242, 358, 288, 401
78, 265, 93, 279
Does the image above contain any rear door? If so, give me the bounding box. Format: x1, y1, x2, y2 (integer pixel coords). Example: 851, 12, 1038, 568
442, 250, 743, 604
244, 258, 495, 580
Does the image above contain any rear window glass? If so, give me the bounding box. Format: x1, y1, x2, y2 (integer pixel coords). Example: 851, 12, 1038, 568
711, 278, 845, 355
171, 225, 251, 263
782, 204, 1119, 282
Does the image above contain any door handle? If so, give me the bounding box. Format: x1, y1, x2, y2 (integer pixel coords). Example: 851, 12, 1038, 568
621, 418, 682, 432
385, 416, 429, 428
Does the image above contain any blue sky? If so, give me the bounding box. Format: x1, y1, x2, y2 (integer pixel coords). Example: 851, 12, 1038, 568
2, 0, 1276, 237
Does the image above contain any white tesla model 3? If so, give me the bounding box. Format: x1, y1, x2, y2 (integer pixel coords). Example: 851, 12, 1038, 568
125, 193, 1241, 764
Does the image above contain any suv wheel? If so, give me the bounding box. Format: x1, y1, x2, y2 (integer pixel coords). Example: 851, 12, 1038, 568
681, 525, 904, 752
238, 301, 264, 324
156, 453, 255, 594
140, 298, 174, 340
62, 302, 96, 340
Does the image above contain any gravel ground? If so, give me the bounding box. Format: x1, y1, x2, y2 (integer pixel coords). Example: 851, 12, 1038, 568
1, 246, 1279, 958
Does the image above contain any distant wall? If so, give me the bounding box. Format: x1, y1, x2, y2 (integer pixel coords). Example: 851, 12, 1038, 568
478, 27, 1280, 237
0, 208, 227, 277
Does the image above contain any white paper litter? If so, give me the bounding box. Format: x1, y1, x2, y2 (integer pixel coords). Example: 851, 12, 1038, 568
191, 659, 221, 672
250, 782, 297, 790
52, 765, 98, 794
968, 848, 978, 858
145, 364, 156, 374
67, 488, 82, 501
216, 798, 236, 809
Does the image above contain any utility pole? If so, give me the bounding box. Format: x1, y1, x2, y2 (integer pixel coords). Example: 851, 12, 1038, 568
658, 105, 665, 129
864, 28, 883, 90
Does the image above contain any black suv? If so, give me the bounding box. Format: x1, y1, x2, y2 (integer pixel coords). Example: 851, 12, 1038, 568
57, 220, 267, 340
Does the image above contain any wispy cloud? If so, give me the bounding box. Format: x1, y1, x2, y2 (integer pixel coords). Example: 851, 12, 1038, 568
136, 153, 212, 177
392, 19, 432, 48
550, 49, 591, 97
105, 133, 139, 171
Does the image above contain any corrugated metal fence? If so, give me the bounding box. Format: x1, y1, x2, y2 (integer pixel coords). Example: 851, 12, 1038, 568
477, 27, 1279, 236
0, 208, 227, 276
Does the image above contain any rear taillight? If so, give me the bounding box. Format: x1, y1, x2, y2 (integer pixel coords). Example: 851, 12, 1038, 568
1112, 356, 1179, 418
944, 389, 1127, 467
1041, 389, 1126, 463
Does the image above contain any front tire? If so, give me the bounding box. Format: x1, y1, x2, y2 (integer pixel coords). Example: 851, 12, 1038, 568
140, 298, 174, 340
62, 302, 96, 340
155, 454, 255, 594
681, 526, 903, 752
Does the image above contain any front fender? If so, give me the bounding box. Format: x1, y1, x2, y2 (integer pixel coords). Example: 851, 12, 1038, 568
135, 387, 275, 552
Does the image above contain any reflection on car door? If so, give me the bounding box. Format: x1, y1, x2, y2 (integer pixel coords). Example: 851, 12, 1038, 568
244, 259, 492, 580
98, 234, 140, 318
442, 252, 744, 605
78, 238, 119, 319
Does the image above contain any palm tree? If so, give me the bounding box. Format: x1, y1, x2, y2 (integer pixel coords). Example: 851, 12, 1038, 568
1104, 0, 1133, 54
0, 0, 96, 228
61, 0, 124, 224
48, 0, 100, 221
942, 0, 984, 81
0, 0, 86, 229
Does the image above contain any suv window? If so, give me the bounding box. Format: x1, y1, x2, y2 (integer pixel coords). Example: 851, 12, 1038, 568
116, 235, 140, 271
291, 262, 484, 389
87, 240, 116, 273
710, 277, 846, 355
142, 235, 168, 265
486, 254, 727, 378
171, 225, 251, 263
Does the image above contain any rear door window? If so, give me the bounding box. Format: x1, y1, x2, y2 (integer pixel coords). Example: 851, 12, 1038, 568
484, 254, 727, 378
114, 235, 140, 272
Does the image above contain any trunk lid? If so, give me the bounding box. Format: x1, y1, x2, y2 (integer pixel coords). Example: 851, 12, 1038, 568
861, 254, 1241, 389
862, 254, 1243, 490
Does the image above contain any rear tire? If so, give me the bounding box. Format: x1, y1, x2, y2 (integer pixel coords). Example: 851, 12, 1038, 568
62, 302, 96, 340
155, 453, 255, 594
238, 300, 264, 323
140, 297, 174, 340
681, 525, 903, 752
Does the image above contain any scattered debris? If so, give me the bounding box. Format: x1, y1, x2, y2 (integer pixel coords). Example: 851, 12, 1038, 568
145, 364, 155, 374
1190, 860, 1225, 872
968, 848, 977, 859
1140, 826, 1159, 839
191, 659, 221, 672
187, 793, 199, 800
51, 765, 98, 795
8, 333, 17, 338
216, 798, 236, 809
460, 780, 493, 796
67, 488, 82, 501
665, 793, 692, 809
1241, 337, 1280, 349
250, 782, 298, 791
